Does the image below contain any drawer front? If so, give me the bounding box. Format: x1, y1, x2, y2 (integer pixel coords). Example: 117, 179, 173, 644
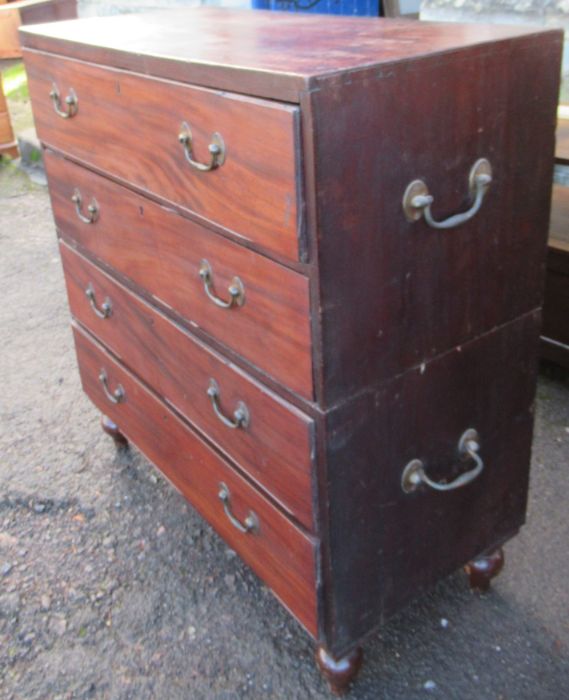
25, 50, 303, 262
72, 324, 319, 638
61, 241, 315, 530
45, 151, 313, 400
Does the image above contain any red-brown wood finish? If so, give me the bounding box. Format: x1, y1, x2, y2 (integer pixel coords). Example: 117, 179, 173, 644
25, 50, 303, 262
464, 547, 505, 592
19, 9, 556, 103
72, 323, 319, 637
308, 33, 561, 406
44, 151, 313, 400
100, 413, 128, 449
316, 646, 363, 695
61, 241, 316, 530
19, 0, 76, 25
322, 311, 540, 655
21, 8, 563, 685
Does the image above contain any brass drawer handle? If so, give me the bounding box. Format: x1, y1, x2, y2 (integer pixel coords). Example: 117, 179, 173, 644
402, 429, 484, 493
218, 482, 258, 534
199, 260, 245, 309
98, 369, 125, 405
207, 379, 250, 429
49, 83, 78, 119
178, 121, 225, 172
72, 188, 99, 224
85, 284, 112, 319
403, 159, 492, 229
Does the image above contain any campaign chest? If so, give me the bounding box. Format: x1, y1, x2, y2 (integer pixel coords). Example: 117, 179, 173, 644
21, 9, 562, 692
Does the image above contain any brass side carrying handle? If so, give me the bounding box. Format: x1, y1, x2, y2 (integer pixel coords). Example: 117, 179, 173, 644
218, 482, 258, 534
207, 379, 249, 430
199, 260, 245, 309
49, 83, 78, 119
99, 369, 125, 405
85, 284, 112, 319
403, 159, 492, 230
72, 188, 99, 224
402, 429, 484, 493
178, 121, 225, 172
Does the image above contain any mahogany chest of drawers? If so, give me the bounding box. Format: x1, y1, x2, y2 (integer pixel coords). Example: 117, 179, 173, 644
21, 9, 562, 692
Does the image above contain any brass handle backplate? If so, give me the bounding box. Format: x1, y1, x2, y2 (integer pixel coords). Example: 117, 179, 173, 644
85, 284, 112, 319
72, 188, 99, 224
218, 482, 258, 534
99, 369, 125, 405
207, 379, 249, 430
403, 159, 492, 229
199, 260, 245, 309
178, 121, 225, 172
49, 83, 78, 119
402, 429, 484, 493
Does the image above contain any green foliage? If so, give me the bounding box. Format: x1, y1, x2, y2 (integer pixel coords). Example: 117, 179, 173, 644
1, 62, 29, 102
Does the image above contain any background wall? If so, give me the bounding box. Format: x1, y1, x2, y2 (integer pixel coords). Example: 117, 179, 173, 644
78, 0, 249, 17
421, 0, 569, 89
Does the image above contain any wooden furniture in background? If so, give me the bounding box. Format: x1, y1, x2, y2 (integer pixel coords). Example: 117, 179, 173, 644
542, 182, 569, 368
0, 81, 18, 158
0, 0, 76, 59
21, 9, 561, 693
555, 117, 569, 165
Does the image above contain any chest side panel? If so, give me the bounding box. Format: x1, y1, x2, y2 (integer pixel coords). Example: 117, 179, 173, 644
322, 310, 540, 654
310, 32, 562, 407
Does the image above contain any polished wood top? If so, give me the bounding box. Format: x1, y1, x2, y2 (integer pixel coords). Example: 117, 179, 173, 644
19, 8, 558, 102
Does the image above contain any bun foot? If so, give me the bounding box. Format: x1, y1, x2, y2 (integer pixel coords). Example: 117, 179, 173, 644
316, 645, 363, 695
101, 414, 129, 450
465, 547, 504, 592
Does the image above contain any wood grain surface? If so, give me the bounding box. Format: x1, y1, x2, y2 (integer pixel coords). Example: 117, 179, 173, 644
19, 8, 557, 103
308, 34, 561, 406
321, 311, 540, 655
22, 8, 562, 662
26, 51, 303, 262
61, 241, 316, 530
72, 323, 319, 638
45, 151, 313, 400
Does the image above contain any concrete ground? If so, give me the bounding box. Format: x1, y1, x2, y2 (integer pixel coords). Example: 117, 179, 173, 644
0, 164, 568, 700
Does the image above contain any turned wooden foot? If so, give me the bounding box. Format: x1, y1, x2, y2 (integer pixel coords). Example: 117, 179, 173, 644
465, 547, 504, 592
101, 414, 129, 450
316, 645, 363, 695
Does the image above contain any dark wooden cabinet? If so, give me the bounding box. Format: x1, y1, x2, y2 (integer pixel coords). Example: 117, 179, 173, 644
541, 179, 569, 369
21, 9, 561, 692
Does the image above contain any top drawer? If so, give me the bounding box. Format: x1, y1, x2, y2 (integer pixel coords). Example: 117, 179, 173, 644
24, 50, 304, 262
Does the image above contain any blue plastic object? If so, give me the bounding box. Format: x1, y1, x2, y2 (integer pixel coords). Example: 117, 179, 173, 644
252, 0, 380, 16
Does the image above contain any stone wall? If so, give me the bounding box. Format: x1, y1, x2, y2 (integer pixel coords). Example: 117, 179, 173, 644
78, 0, 250, 17
421, 0, 569, 80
